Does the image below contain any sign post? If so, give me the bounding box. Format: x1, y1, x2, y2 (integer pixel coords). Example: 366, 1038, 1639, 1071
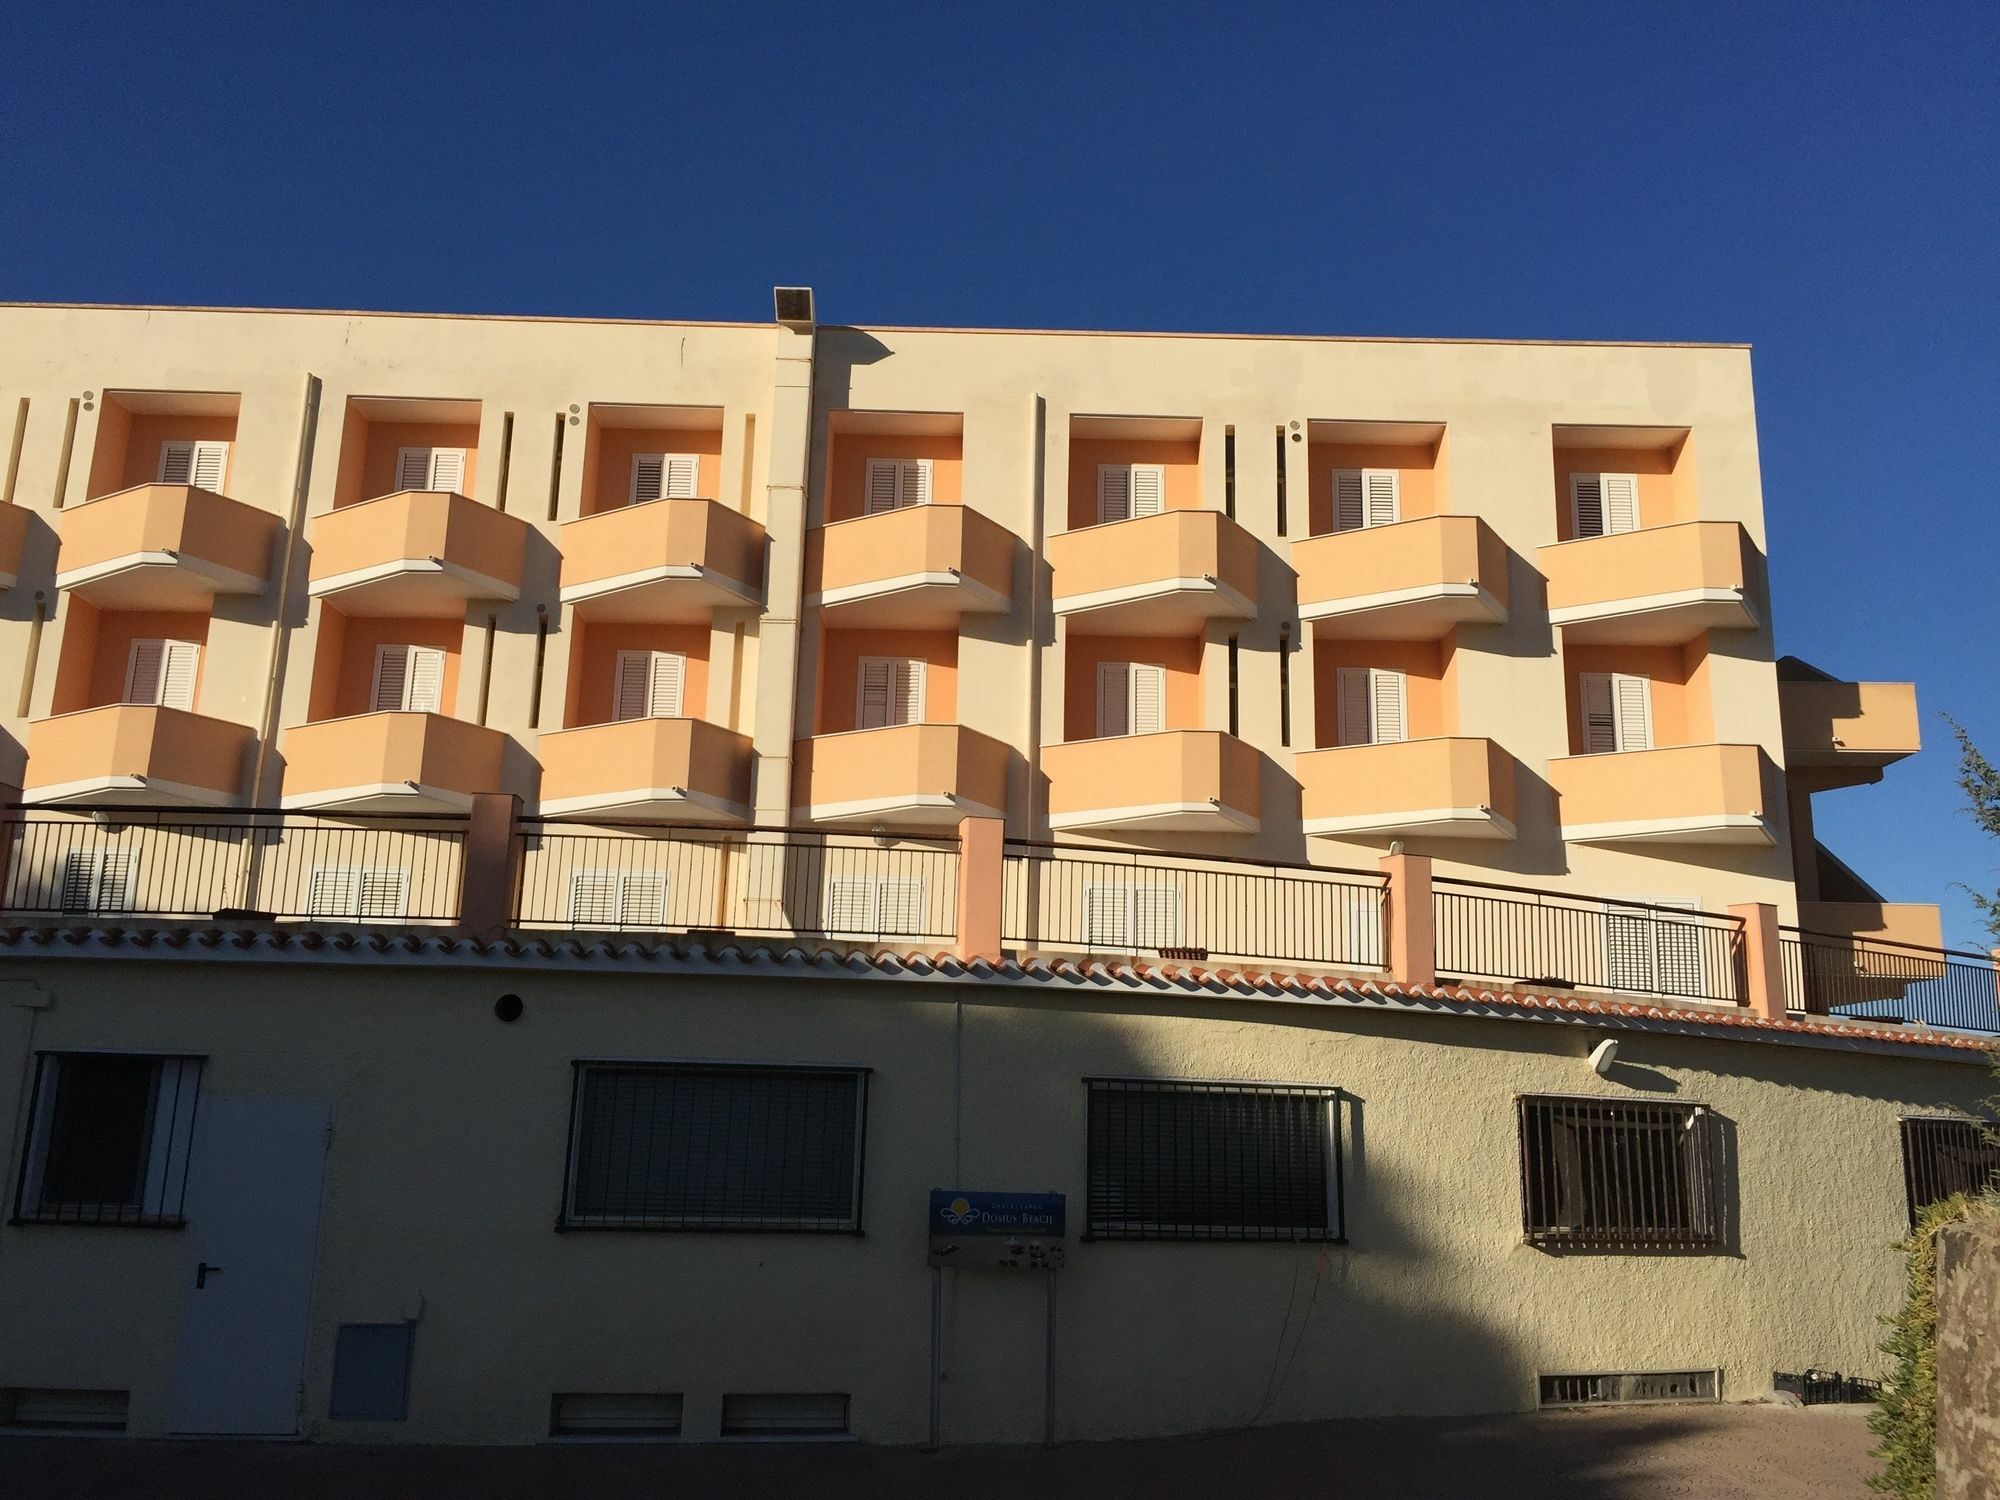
925, 1190, 1066, 1449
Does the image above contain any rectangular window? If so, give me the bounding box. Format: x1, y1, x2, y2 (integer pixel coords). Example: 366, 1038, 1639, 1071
1570, 472, 1639, 539
551, 1392, 683, 1438
720, 1392, 850, 1437
58, 850, 138, 915
12, 1054, 202, 1226
568, 870, 669, 929
395, 446, 467, 494
307, 866, 411, 921
1517, 1095, 1720, 1250
613, 650, 685, 721
561, 1063, 867, 1232
863, 458, 932, 514
1899, 1116, 1999, 1228
823, 875, 927, 937
371, 644, 447, 714
630, 453, 700, 504
1096, 463, 1165, 524
123, 638, 201, 711
157, 440, 229, 492
1096, 661, 1166, 738
856, 656, 923, 730
1085, 1078, 1342, 1242
1335, 667, 1407, 746
1331, 468, 1399, 532
1080, 881, 1183, 952
1602, 899, 1705, 996
1579, 671, 1652, 754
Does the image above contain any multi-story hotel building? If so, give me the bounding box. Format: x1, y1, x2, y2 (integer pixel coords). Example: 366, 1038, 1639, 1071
0, 293, 1991, 1445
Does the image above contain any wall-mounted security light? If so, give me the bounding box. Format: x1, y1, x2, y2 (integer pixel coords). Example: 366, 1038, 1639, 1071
1588, 1038, 1620, 1076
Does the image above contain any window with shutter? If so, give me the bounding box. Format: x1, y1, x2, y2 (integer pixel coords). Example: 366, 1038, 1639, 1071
1129, 464, 1165, 517
630, 453, 700, 504
822, 876, 929, 936
58, 851, 138, 914
1336, 668, 1405, 746
663, 453, 699, 499
1081, 882, 1184, 951
1364, 469, 1400, 527
1332, 469, 1399, 531
372, 645, 447, 714
1579, 672, 1651, 753
1603, 899, 1701, 995
1571, 473, 1640, 538
856, 657, 922, 730
158, 441, 196, 485
613, 651, 685, 721
1096, 464, 1132, 524
307, 866, 410, 921
396, 448, 467, 493
568, 871, 670, 929
15, 1053, 204, 1226
864, 458, 932, 513
123, 639, 199, 710
1097, 662, 1166, 738
157, 440, 228, 490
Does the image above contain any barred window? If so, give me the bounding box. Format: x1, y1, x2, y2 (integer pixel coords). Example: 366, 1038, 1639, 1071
12, 1054, 203, 1226
1085, 1078, 1342, 1242
1900, 1116, 1999, 1228
561, 1063, 867, 1232
1518, 1095, 1720, 1250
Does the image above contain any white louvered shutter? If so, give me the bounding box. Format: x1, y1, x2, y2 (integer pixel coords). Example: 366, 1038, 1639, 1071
396, 447, 434, 491
1603, 905, 1654, 991
1131, 663, 1166, 735
1333, 470, 1366, 532
900, 458, 932, 506
357, 869, 409, 919
1602, 473, 1639, 535
1131, 884, 1183, 949
618, 873, 668, 927
1604, 898, 1699, 995
59, 851, 136, 913
1612, 673, 1652, 751
874, 877, 926, 935
1364, 469, 1400, 527
660, 454, 699, 499
1081, 883, 1130, 948
1369, 669, 1407, 745
857, 657, 922, 729
372, 645, 446, 713
124, 639, 166, 705
1097, 464, 1132, 524
159, 640, 200, 711
406, 647, 445, 713
569, 871, 620, 926
824, 878, 875, 932
1096, 661, 1131, 738
371, 646, 408, 713
427, 448, 466, 493
613, 651, 684, 721
1579, 673, 1617, 753
158, 441, 196, 485
1337, 667, 1373, 746
866, 459, 902, 515
189, 441, 228, 491
1129, 464, 1165, 518
630, 454, 666, 503
307, 867, 360, 918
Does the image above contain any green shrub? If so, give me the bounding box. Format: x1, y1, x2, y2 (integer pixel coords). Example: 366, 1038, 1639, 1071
1869, 1195, 1977, 1498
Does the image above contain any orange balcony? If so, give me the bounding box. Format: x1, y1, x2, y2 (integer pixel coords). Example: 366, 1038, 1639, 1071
1049, 511, 1258, 631
1798, 901, 1945, 951
1540, 521, 1759, 644
307, 491, 528, 617
792, 724, 1011, 827
559, 499, 765, 621
1296, 516, 1508, 638
280, 712, 511, 813
806, 505, 1014, 627
1297, 737, 1517, 841
1780, 678, 1920, 771
0, 503, 29, 589
538, 717, 753, 823
1549, 743, 1779, 846
1045, 730, 1260, 834
56, 483, 278, 608
23, 705, 253, 807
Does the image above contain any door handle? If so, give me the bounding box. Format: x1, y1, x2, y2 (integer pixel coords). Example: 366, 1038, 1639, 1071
195, 1262, 223, 1289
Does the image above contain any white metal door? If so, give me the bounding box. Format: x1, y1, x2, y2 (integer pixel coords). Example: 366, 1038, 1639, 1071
167, 1096, 329, 1435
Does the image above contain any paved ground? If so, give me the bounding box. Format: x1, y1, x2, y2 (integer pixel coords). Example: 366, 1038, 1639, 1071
0, 1403, 1877, 1499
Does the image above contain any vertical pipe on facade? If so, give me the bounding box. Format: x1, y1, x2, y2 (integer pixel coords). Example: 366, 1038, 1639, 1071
247, 374, 322, 812
1025, 397, 1048, 839
2, 398, 28, 503
750, 319, 816, 824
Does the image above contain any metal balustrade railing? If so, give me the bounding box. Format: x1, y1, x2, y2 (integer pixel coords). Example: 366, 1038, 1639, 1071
1781, 927, 2000, 1034
514, 820, 960, 943
1001, 840, 1387, 970
0, 805, 469, 923
1433, 878, 1747, 1005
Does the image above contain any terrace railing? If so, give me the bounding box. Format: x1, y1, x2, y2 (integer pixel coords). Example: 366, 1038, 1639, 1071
1781, 927, 2000, 1034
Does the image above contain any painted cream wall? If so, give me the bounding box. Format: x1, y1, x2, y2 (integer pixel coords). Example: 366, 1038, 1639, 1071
2, 305, 1794, 917
0, 960, 1983, 1445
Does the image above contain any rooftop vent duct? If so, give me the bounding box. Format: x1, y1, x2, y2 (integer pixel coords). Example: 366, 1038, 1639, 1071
773, 287, 816, 331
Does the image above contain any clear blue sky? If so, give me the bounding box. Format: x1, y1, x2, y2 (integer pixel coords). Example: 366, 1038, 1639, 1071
4, 3, 1995, 945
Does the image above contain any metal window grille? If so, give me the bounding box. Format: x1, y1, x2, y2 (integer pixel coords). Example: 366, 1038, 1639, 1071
560, 1063, 868, 1232
1517, 1095, 1721, 1250
11, 1053, 203, 1227
1899, 1116, 2000, 1228
1085, 1078, 1343, 1242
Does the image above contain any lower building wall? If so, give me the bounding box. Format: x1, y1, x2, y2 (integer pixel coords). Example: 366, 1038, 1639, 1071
0, 960, 1985, 1446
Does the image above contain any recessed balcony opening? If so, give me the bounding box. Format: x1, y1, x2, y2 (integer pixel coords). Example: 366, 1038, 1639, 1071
1561, 637, 1717, 758
1063, 633, 1202, 743
1304, 420, 1447, 538
580, 404, 723, 518
563, 620, 711, 730
1065, 414, 1203, 532
51, 599, 213, 718
1312, 636, 1454, 751
1549, 424, 1692, 543
823, 409, 963, 524
85, 390, 241, 502
814, 625, 959, 735
332, 396, 482, 509
306, 609, 464, 725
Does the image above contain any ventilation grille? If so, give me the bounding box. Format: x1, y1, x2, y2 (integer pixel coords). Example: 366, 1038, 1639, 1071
720, 1391, 849, 1437
1, 1387, 130, 1430
1539, 1369, 1718, 1407
551, 1392, 683, 1437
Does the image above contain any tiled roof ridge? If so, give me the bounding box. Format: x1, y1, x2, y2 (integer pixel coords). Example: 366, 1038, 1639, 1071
0, 922, 1989, 1058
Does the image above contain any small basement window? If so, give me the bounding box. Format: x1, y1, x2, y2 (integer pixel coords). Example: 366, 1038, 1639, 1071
1539, 1369, 1718, 1407
719, 1392, 850, 1438
1518, 1095, 1721, 1250
1, 1388, 130, 1431
1899, 1116, 2000, 1229
550, 1392, 683, 1438
12, 1054, 202, 1226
